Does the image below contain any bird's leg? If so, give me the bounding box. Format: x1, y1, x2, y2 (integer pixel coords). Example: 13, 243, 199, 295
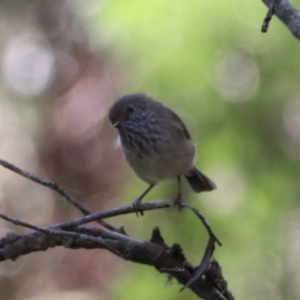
173, 177, 184, 210
132, 184, 154, 216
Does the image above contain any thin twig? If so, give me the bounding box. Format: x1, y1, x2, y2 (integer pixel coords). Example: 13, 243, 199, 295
0, 158, 82, 211
181, 236, 216, 290
51, 199, 173, 229
178, 203, 221, 291
0, 158, 117, 232
0, 212, 101, 242
183, 203, 221, 246
261, 0, 281, 32
0, 212, 125, 255
0, 212, 56, 234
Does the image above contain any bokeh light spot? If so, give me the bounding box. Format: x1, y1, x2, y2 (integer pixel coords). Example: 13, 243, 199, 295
2, 32, 55, 96
203, 166, 247, 216
284, 97, 300, 143
212, 50, 260, 102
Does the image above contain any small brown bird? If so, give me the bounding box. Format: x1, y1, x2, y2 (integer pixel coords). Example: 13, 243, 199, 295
109, 93, 216, 211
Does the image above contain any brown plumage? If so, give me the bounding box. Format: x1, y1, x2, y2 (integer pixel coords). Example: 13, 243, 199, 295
109, 93, 216, 211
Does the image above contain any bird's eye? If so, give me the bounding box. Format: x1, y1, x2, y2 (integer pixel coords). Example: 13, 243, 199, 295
127, 106, 134, 114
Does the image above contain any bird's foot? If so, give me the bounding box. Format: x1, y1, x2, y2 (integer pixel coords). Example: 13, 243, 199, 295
132, 198, 144, 216
173, 192, 184, 211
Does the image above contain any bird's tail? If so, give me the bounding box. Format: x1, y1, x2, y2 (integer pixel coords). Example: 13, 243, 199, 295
185, 167, 216, 193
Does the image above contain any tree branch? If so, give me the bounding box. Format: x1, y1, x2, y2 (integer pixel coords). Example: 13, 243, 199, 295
0, 158, 118, 232
0, 224, 233, 299
262, 0, 300, 39
0, 158, 234, 299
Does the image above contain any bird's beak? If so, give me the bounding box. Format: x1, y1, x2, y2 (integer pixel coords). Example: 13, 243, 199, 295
113, 121, 122, 128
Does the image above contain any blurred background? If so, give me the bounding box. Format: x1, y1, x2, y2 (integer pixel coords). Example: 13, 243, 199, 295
0, 0, 299, 299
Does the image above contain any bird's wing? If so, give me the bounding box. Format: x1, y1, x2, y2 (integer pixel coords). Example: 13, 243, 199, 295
166, 108, 191, 140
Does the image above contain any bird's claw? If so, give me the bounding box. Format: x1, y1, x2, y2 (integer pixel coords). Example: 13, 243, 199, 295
132, 198, 144, 216
173, 192, 184, 211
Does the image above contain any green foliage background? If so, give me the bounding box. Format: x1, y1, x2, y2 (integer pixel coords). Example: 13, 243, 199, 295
89, 0, 300, 299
